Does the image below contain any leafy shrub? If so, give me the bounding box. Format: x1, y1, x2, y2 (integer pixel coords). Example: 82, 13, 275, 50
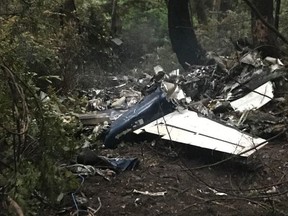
0, 63, 81, 214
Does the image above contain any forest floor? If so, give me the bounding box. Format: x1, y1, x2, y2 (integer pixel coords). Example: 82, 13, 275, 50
42, 49, 288, 215
79, 139, 288, 216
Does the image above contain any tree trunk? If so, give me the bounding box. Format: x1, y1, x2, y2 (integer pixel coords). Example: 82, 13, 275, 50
251, 0, 278, 57
220, 0, 233, 12
274, 0, 281, 30
111, 0, 122, 37
194, 0, 208, 25
168, 0, 205, 70
59, 0, 80, 30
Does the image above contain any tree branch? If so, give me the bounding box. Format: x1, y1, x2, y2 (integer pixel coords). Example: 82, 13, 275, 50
243, 0, 288, 45
8, 196, 24, 216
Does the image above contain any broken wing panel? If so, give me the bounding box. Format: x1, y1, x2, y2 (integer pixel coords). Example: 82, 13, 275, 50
135, 110, 267, 157
104, 88, 175, 148
230, 81, 274, 112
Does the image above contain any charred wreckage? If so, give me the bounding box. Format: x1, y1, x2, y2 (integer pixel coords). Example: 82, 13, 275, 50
78, 51, 288, 158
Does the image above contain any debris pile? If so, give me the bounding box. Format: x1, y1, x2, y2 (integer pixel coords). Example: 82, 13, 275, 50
57, 50, 288, 215
78, 50, 288, 157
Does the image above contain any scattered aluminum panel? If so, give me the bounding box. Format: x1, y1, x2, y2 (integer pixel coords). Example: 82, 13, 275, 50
230, 81, 273, 112
134, 109, 267, 157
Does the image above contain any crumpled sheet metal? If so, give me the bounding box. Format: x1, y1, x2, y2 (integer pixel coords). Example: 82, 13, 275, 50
104, 88, 175, 148
77, 149, 139, 171
134, 109, 267, 157
78, 109, 127, 125
230, 81, 274, 112
83, 51, 287, 156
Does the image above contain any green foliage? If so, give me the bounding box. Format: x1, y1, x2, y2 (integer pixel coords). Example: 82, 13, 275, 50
0, 63, 81, 214
119, 0, 168, 61
0, 3, 174, 214
0, 1, 167, 214
77, 0, 110, 45
195, 2, 251, 54
2, 2, 288, 214
0, 0, 118, 91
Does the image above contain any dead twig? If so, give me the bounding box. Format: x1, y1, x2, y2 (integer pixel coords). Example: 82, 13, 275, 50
189, 193, 238, 211
86, 198, 102, 216
0, 61, 45, 141
94, 197, 102, 214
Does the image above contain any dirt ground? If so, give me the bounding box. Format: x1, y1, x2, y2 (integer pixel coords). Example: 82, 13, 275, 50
70, 137, 288, 216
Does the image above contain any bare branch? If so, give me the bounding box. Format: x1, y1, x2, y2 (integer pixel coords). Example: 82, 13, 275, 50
7, 196, 24, 216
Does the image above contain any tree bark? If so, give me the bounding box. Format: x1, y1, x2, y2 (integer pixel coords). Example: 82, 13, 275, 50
220, 0, 233, 12
251, 0, 278, 56
111, 0, 122, 37
168, 0, 205, 70
59, 0, 79, 29
274, 0, 281, 30
194, 0, 208, 25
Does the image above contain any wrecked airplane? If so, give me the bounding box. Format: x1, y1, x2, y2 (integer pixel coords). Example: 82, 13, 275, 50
78, 52, 287, 157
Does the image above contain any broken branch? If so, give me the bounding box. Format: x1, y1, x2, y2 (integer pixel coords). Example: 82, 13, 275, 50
7, 196, 24, 216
